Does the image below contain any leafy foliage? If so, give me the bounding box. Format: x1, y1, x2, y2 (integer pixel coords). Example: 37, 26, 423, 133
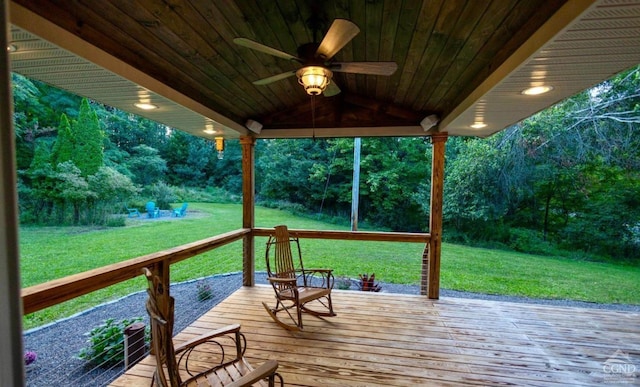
11, 64, 640, 260
196, 280, 213, 301
78, 317, 148, 367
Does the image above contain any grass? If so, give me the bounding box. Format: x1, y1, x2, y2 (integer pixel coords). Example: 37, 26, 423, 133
20, 203, 640, 329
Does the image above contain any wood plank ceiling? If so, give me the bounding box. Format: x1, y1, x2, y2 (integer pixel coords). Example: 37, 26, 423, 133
7, 0, 640, 139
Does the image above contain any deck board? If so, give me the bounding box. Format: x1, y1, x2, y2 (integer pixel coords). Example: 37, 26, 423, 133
111, 286, 640, 386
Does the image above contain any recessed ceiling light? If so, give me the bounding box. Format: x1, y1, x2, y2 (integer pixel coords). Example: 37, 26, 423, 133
203, 128, 216, 134
134, 102, 158, 110
470, 122, 487, 129
521, 85, 554, 95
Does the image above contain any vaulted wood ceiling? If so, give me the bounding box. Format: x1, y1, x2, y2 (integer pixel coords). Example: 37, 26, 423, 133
7, 0, 640, 139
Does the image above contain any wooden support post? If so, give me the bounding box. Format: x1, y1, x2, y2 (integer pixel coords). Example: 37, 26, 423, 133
0, 1, 26, 384
240, 136, 256, 286
426, 132, 448, 299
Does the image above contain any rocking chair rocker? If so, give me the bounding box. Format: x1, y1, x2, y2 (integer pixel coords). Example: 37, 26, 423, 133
263, 225, 336, 331
143, 268, 283, 386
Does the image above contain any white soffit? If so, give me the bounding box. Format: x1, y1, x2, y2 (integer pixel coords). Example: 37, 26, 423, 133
441, 0, 640, 137
8, 26, 240, 139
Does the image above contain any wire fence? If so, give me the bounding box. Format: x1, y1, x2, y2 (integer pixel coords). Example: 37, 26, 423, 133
23, 270, 251, 386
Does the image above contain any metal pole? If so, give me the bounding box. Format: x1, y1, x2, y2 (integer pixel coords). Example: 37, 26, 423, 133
350, 137, 361, 231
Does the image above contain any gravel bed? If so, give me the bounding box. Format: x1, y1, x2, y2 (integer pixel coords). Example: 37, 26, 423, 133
23, 272, 639, 386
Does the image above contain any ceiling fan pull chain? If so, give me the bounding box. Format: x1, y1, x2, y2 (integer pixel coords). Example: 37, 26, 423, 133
311, 95, 316, 141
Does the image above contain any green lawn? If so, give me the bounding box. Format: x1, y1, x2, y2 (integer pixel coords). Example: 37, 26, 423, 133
19, 203, 640, 329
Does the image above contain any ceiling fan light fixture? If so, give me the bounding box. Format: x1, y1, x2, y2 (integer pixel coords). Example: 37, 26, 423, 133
297, 66, 332, 95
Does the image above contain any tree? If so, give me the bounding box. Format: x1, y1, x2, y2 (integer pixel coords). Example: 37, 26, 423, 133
72, 98, 104, 177
88, 166, 139, 223
51, 114, 74, 167
125, 145, 167, 186
52, 161, 95, 224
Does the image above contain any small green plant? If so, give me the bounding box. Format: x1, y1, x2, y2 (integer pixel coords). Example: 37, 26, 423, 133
197, 280, 213, 301
78, 317, 148, 367
336, 276, 352, 290
357, 273, 382, 292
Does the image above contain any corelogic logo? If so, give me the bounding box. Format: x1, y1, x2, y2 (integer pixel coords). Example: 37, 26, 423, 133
602, 349, 637, 384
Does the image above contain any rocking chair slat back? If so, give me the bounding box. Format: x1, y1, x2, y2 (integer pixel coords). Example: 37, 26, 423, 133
273, 225, 297, 279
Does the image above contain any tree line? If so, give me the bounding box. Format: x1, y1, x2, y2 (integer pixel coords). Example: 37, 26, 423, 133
12, 65, 640, 261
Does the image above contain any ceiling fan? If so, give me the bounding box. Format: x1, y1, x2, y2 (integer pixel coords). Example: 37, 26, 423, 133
233, 19, 397, 97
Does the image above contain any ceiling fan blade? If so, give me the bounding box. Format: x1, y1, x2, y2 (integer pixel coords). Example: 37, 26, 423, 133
253, 71, 297, 85
316, 19, 360, 60
233, 38, 300, 62
331, 62, 398, 76
324, 82, 341, 97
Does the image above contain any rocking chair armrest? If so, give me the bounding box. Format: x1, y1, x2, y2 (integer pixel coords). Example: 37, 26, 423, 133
174, 323, 241, 354
226, 359, 280, 387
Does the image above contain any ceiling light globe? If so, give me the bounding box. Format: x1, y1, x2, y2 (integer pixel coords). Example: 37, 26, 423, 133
521, 85, 554, 95
297, 66, 332, 95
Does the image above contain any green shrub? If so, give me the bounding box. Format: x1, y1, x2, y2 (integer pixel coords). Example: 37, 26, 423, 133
507, 228, 556, 255
335, 277, 352, 290
147, 181, 177, 209
106, 216, 126, 227
78, 317, 148, 367
196, 280, 213, 301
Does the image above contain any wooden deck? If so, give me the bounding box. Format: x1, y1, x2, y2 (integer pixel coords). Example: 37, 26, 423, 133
111, 286, 639, 386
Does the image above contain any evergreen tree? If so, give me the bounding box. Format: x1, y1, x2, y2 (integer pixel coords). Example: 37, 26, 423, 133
72, 98, 104, 176
51, 113, 74, 167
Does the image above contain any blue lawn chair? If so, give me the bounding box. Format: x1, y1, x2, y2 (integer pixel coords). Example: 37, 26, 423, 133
146, 201, 160, 218
172, 203, 188, 217
126, 207, 141, 218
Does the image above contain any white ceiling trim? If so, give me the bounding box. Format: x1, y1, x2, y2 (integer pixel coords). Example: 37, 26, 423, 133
440, 0, 640, 137
8, 2, 246, 139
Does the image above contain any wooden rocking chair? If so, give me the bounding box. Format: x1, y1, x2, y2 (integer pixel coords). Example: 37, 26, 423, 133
143, 268, 283, 387
263, 225, 336, 331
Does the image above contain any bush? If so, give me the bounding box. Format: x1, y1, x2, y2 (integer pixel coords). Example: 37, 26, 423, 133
507, 228, 557, 255
196, 280, 213, 301
335, 277, 352, 290
146, 181, 177, 209
78, 317, 148, 367
106, 216, 126, 227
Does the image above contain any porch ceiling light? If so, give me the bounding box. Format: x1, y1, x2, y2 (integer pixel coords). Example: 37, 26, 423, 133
521, 85, 554, 95
134, 102, 159, 110
7, 44, 17, 52
470, 122, 487, 129
296, 66, 332, 95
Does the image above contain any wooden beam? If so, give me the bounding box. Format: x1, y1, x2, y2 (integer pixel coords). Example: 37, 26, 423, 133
241, 136, 256, 286
427, 132, 448, 299
257, 126, 426, 139
253, 228, 430, 243
0, 1, 25, 384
